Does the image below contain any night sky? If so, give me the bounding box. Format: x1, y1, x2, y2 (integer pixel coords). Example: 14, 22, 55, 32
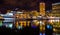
0, 0, 60, 13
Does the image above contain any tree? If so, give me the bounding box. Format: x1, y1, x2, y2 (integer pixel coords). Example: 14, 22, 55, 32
31, 11, 39, 16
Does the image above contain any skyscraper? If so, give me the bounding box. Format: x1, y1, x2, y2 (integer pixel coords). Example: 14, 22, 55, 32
39, 2, 45, 16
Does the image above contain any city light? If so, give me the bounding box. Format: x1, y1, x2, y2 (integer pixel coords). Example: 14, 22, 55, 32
0, 1, 60, 35
40, 33, 42, 35
53, 28, 56, 31
46, 25, 52, 29
6, 13, 13, 16
17, 12, 23, 14
8, 24, 13, 28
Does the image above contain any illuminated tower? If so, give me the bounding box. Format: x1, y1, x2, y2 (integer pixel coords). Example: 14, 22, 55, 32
39, 2, 45, 16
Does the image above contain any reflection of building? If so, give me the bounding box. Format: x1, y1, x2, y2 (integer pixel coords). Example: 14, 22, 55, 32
0, 11, 14, 28
39, 2, 46, 33
15, 11, 31, 28
39, 2, 45, 16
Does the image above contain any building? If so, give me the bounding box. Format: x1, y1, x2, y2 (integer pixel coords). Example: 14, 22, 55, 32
49, 2, 60, 33
39, 2, 45, 16
15, 11, 31, 28
49, 2, 60, 17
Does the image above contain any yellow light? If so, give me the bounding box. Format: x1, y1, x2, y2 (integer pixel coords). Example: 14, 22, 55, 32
35, 21, 39, 26
27, 21, 30, 27
0, 16, 3, 19
16, 16, 19, 18
53, 28, 56, 31
19, 21, 23, 27
16, 21, 18, 28
23, 21, 26, 27
31, 11, 39, 16
23, 14, 27, 18
43, 27, 45, 31
40, 26, 43, 31
43, 21, 46, 25
27, 14, 31, 18
39, 2, 45, 16
33, 20, 39, 26
19, 14, 23, 18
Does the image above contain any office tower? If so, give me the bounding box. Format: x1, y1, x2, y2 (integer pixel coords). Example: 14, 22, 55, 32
52, 2, 60, 33
52, 2, 60, 17
39, 2, 45, 16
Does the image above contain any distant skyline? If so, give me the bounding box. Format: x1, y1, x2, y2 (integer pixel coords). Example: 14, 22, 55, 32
0, 0, 60, 13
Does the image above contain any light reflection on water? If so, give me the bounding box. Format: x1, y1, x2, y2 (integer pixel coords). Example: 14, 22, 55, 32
0, 19, 60, 35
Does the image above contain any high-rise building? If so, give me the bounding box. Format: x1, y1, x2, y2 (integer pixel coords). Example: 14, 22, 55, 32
51, 2, 60, 33
49, 2, 60, 17
39, 2, 45, 16
45, 3, 60, 33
